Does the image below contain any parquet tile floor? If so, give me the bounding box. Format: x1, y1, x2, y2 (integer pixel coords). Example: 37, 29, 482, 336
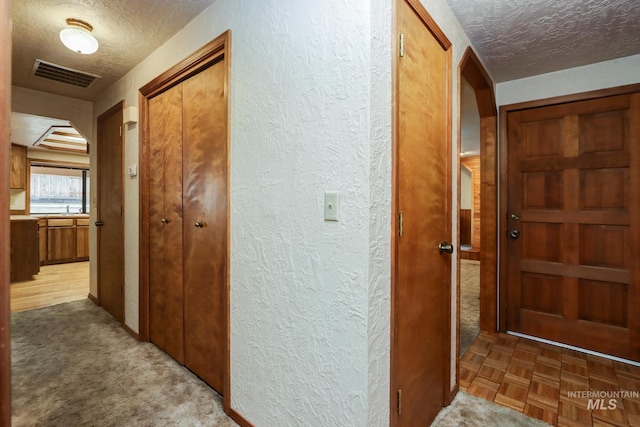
461, 331, 640, 426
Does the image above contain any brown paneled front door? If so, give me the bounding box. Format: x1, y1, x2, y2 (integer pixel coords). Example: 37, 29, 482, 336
506, 93, 640, 361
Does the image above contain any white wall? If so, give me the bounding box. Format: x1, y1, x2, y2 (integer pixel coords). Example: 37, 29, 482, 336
95, 1, 371, 425
497, 54, 640, 106
460, 166, 472, 210
27, 149, 90, 165
93, 0, 475, 424
367, 0, 392, 424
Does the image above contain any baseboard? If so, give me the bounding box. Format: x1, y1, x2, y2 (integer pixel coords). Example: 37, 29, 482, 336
87, 293, 100, 306
123, 324, 142, 341
446, 384, 459, 406
227, 407, 253, 427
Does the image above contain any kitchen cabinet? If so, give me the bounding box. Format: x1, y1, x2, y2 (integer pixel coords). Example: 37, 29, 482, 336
10, 144, 27, 189
76, 218, 90, 260
38, 219, 47, 265
47, 218, 77, 263
39, 216, 90, 264
10, 216, 40, 282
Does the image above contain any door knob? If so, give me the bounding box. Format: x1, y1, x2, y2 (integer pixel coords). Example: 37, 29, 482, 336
438, 242, 454, 254
194, 221, 204, 228
161, 218, 170, 224
510, 230, 520, 239
95, 221, 104, 227
511, 213, 520, 220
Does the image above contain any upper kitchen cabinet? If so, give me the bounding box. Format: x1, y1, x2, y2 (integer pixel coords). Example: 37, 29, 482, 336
10, 144, 27, 189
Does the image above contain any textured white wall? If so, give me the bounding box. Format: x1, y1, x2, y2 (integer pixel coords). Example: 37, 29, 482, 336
93, 0, 476, 424
496, 54, 640, 106
368, 0, 392, 424
96, 0, 372, 425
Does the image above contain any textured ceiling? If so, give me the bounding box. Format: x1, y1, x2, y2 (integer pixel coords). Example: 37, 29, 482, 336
445, 0, 640, 82
12, 0, 217, 101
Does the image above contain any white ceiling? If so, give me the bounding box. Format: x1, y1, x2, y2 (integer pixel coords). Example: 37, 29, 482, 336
445, 0, 640, 82
12, 0, 217, 101
12, 0, 640, 150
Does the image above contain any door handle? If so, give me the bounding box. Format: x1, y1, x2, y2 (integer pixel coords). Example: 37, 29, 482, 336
510, 230, 520, 239
438, 242, 454, 254
161, 218, 170, 224
194, 221, 204, 228
95, 221, 104, 227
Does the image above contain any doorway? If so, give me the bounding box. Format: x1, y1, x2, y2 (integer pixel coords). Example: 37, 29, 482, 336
96, 101, 125, 324
392, 0, 452, 425
459, 76, 482, 356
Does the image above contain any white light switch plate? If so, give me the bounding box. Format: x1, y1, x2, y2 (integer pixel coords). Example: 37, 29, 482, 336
324, 191, 339, 221
128, 165, 138, 177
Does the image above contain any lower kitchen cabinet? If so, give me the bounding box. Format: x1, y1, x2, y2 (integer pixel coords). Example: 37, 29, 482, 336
41, 216, 91, 264
10, 216, 40, 282
76, 219, 90, 260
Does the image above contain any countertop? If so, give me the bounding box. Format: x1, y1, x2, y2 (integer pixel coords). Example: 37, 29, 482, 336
10, 215, 39, 221
34, 214, 90, 219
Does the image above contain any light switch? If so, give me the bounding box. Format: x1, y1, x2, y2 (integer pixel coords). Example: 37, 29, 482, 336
128, 165, 138, 177
324, 191, 339, 221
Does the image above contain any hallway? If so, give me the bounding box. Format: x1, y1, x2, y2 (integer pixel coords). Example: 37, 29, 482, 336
460, 332, 640, 426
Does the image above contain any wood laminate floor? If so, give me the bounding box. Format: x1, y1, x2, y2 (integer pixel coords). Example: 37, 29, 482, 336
461, 331, 640, 426
10, 262, 90, 313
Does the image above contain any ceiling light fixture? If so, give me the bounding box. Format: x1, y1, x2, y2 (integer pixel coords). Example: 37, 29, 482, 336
59, 18, 99, 55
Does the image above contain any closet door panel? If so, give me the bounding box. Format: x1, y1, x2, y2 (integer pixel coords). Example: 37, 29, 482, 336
182, 60, 227, 392
148, 84, 185, 364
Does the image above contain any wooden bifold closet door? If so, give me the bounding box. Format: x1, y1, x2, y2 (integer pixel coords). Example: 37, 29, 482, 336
148, 58, 227, 394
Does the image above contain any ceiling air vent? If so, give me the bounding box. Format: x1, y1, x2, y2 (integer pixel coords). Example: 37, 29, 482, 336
31, 59, 101, 88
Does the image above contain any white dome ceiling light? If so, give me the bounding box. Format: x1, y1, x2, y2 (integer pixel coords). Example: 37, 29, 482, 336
59, 18, 99, 55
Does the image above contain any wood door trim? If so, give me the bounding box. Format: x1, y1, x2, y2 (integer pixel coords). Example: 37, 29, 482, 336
498, 83, 640, 332
0, 0, 10, 423
96, 100, 125, 307
456, 46, 497, 398
138, 29, 231, 415
403, 0, 451, 50
140, 32, 227, 98
391, 1, 452, 423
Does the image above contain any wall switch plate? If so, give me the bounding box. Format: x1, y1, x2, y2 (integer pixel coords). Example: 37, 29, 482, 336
128, 165, 138, 177
324, 191, 339, 221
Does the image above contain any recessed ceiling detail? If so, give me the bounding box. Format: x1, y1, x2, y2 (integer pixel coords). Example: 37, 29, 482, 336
34, 126, 88, 154
32, 59, 101, 88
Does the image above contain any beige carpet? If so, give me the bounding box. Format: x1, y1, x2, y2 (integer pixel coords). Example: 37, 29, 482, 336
12, 298, 546, 426
11, 299, 235, 426
433, 391, 550, 426
460, 259, 481, 355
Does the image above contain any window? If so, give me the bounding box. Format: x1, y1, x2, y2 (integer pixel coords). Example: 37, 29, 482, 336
30, 164, 90, 214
